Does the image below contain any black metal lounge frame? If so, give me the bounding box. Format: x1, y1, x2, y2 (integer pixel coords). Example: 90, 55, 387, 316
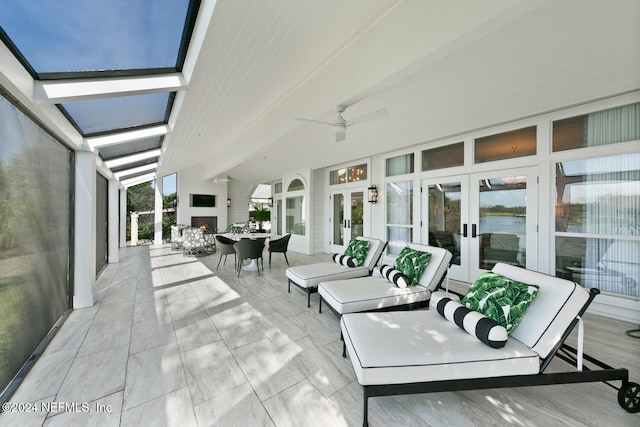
287, 278, 318, 308
343, 288, 640, 426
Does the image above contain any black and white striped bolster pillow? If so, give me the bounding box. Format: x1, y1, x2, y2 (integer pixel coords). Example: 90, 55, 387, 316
379, 264, 410, 288
332, 253, 359, 267
435, 297, 508, 348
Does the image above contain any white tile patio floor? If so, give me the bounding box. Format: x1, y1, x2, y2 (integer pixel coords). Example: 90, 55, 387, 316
1, 244, 638, 426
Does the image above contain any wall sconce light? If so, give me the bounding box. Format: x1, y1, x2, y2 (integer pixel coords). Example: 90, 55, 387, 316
268, 197, 273, 207
368, 185, 378, 204
227, 198, 231, 207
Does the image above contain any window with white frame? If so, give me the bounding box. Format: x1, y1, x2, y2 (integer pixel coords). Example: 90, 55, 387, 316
555, 153, 640, 299
329, 163, 367, 185
285, 178, 306, 235
386, 153, 414, 177
386, 180, 413, 254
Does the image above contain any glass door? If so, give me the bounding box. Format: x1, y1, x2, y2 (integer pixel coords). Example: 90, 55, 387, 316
422, 176, 470, 282
422, 168, 537, 282
330, 189, 365, 253
469, 167, 538, 279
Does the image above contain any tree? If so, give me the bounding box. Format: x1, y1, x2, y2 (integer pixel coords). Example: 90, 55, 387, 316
126, 182, 155, 241
126, 182, 154, 213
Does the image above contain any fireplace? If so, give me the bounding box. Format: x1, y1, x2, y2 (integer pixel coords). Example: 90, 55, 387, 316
191, 216, 218, 232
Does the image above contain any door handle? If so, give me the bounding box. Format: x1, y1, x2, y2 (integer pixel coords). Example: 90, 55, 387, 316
471, 224, 477, 238
347, 219, 351, 228
462, 224, 468, 238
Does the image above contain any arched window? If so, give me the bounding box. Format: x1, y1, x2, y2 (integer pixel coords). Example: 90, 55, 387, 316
288, 178, 305, 191
286, 177, 306, 235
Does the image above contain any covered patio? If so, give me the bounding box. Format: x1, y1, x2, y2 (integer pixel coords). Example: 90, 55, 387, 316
1, 1, 640, 424
2, 245, 638, 426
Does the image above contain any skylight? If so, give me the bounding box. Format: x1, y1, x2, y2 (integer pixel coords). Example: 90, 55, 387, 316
60, 92, 173, 135
0, 0, 198, 78
0, 0, 201, 179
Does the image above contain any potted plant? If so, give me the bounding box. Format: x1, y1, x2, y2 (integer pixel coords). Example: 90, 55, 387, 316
250, 202, 271, 232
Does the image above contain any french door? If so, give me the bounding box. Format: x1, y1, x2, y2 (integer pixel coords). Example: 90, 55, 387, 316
422, 167, 538, 282
330, 189, 366, 253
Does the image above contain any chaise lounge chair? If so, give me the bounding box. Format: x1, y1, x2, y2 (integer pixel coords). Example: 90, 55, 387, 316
285, 237, 386, 307
340, 263, 638, 426
318, 243, 452, 316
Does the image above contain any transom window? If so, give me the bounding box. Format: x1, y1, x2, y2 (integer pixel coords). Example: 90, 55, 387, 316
330, 163, 368, 185
552, 103, 640, 152
474, 126, 536, 163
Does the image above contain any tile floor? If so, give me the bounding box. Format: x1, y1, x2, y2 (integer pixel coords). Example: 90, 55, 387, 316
1, 244, 639, 426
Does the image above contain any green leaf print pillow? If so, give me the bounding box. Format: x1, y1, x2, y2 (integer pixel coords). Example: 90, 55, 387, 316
461, 272, 539, 334
344, 239, 371, 266
394, 247, 432, 286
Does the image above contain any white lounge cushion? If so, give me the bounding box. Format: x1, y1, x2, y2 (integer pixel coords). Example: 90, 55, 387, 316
320, 277, 431, 313
286, 262, 370, 289
318, 244, 451, 314
286, 237, 384, 290
341, 310, 539, 386
340, 263, 592, 389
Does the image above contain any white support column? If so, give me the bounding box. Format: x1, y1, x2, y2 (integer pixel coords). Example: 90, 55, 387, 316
108, 179, 120, 263
130, 213, 139, 246
154, 178, 163, 244
119, 187, 127, 248
73, 147, 97, 308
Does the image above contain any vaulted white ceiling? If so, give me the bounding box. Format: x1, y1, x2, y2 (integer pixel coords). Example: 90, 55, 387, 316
161, 0, 640, 184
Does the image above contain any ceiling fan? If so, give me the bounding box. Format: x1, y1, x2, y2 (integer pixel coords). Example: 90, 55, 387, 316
295, 104, 388, 142
213, 176, 230, 184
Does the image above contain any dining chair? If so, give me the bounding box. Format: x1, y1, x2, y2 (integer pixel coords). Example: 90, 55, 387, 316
268, 233, 291, 268
234, 238, 265, 277
215, 235, 237, 269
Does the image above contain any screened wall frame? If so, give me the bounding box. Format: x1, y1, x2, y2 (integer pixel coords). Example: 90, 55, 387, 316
0, 89, 75, 402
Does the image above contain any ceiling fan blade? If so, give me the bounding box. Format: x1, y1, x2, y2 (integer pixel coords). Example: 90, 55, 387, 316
348, 109, 389, 126
294, 118, 334, 127
335, 131, 346, 142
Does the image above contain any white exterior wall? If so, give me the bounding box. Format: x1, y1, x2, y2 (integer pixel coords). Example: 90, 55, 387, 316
176, 165, 228, 232
306, 92, 640, 323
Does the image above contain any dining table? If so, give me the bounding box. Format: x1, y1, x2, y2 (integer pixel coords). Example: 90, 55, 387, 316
221, 232, 274, 270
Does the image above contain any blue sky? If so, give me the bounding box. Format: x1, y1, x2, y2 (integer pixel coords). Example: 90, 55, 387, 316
0, 0, 190, 73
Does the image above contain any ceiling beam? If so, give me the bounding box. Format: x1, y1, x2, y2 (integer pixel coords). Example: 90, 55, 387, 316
113, 163, 159, 179
86, 124, 169, 149
34, 73, 187, 104
103, 148, 163, 169
121, 172, 157, 188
